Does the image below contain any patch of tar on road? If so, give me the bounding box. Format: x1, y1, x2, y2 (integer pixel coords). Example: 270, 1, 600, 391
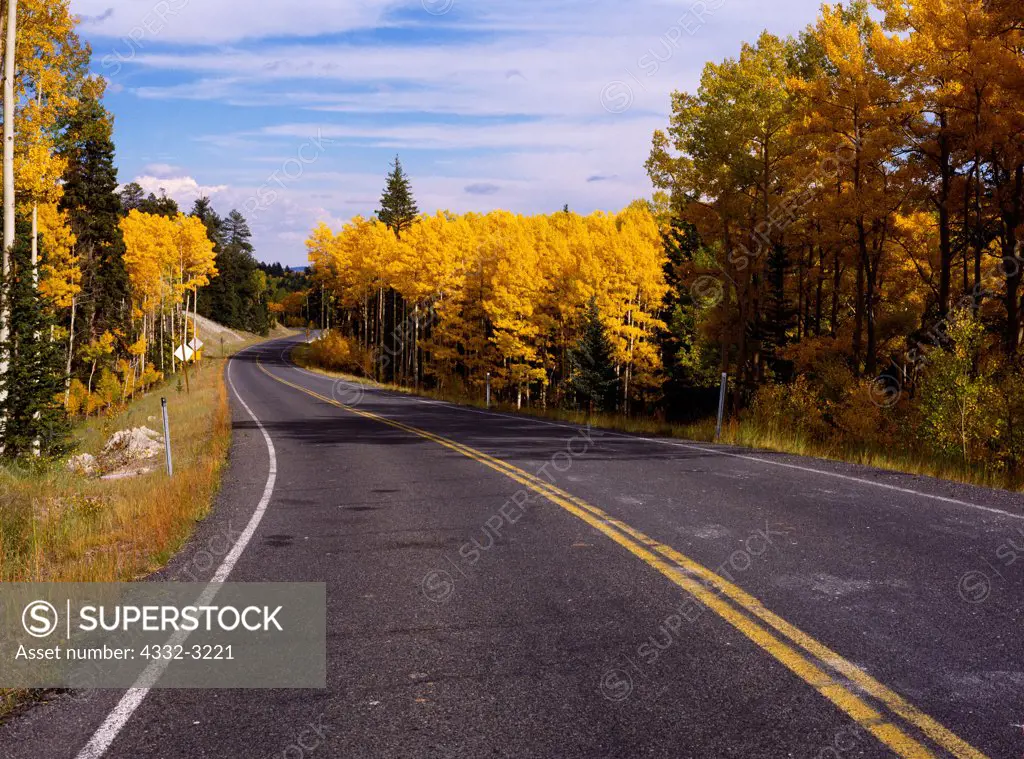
263, 534, 295, 547
383, 535, 470, 551
679, 524, 733, 540
774, 572, 904, 598
944, 670, 1024, 700
711, 470, 754, 480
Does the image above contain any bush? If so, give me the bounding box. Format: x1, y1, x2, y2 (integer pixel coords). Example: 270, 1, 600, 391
305, 331, 366, 374
832, 379, 893, 448
749, 375, 829, 442
95, 369, 122, 414
918, 308, 1000, 467
67, 379, 89, 416
141, 363, 164, 390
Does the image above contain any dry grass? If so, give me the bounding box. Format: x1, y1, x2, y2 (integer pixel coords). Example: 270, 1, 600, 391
0, 359, 232, 584
293, 346, 1021, 493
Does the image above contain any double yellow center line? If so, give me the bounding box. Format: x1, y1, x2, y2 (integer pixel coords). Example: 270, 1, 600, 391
255, 356, 987, 759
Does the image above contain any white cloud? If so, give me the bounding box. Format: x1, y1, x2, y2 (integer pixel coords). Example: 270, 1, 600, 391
133, 174, 229, 206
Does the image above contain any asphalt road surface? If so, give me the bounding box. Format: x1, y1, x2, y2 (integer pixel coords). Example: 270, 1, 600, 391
4, 334, 1024, 759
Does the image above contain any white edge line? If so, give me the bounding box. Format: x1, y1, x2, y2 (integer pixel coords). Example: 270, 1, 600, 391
282, 340, 1024, 524
75, 347, 278, 759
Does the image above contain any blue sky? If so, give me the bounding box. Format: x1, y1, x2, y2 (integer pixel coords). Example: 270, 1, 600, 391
69, 0, 825, 266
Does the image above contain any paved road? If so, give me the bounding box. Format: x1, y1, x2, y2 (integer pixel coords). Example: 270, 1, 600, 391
4, 334, 1024, 758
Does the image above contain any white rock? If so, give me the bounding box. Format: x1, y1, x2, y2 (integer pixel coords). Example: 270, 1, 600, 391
101, 427, 165, 469
66, 453, 98, 475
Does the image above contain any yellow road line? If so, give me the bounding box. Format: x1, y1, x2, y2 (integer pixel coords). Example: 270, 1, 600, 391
256, 357, 988, 759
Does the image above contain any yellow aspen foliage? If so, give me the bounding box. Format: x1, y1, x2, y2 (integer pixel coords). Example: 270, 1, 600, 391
306, 207, 668, 408
37, 202, 79, 307
172, 213, 218, 292
66, 378, 89, 416
121, 210, 178, 316
8, 0, 86, 209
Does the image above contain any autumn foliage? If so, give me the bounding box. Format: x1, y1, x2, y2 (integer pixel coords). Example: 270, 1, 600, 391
645, 0, 1024, 479
306, 207, 668, 410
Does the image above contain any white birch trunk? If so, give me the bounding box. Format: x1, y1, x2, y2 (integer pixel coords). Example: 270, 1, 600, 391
0, 0, 17, 451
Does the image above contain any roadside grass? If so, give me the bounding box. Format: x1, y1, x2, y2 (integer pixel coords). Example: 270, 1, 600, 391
0, 359, 232, 584
0, 357, 234, 718
292, 345, 1020, 493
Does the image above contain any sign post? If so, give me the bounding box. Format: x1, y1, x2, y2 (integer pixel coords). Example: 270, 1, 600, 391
715, 372, 728, 442
161, 397, 174, 477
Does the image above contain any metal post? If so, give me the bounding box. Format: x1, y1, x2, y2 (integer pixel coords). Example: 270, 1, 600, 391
161, 398, 174, 477
715, 372, 728, 442
486, 373, 492, 409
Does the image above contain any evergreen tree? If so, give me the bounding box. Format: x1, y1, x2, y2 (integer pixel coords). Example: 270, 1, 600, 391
191, 196, 225, 250
657, 215, 721, 418
59, 89, 129, 346
762, 242, 796, 377
0, 220, 73, 460
137, 190, 179, 218
568, 298, 619, 413
376, 155, 419, 237
197, 209, 269, 334
261, 262, 286, 279
118, 182, 146, 214
224, 210, 253, 252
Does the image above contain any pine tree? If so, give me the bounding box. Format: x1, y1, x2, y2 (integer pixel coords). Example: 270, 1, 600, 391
763, 242, 796, 369
376, 155, 419, 238
224, 210, 253, 252
59, 86, 129, 345
0, 219, 72, 460
568, 298, 619, 413
197, 208, 267, 333
118, 182, 145, 213
190, 196, 225, 251
137, 190, 179, 218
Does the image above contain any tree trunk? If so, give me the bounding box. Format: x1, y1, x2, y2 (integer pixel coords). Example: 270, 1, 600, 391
854, 249, 864, 372
181, 294, 191, 394
64, 295, 76, 405
170, 301, 177, 373
1002, 164, 1023, 355
0, 0, 18, 450
865, 253, 878, 376
159, 296, 165, 373
936, 111, 952, 317
413, 306, 420, 388
831, 249, 841, 338
814, 246, 824, 337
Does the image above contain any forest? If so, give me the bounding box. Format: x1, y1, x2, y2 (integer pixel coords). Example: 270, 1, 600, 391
304, 198, 667, 413
306, 0, 1024, 484
648, 0, 1024, 477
